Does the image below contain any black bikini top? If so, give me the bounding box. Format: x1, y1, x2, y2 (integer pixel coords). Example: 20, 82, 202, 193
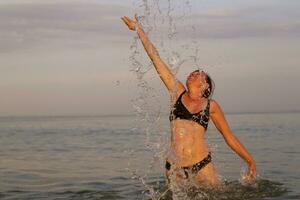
169, 91, 210, 130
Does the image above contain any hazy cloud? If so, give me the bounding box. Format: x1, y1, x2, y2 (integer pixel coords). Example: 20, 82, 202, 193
189, 8, 238, 18
1, 1, 299, 54
0, 3, 132, 53
0, 1, 299, 116
177, 4, 300, 39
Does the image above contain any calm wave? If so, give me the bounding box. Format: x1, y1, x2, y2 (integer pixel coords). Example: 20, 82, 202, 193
0, 113, 299, 199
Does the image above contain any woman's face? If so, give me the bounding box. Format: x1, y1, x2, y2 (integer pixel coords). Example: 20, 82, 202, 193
186, 70, 208, 90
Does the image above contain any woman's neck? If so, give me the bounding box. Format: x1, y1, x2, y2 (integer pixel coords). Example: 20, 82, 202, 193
187, 88, 205, 101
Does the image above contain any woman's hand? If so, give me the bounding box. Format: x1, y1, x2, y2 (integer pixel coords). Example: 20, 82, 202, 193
244, 162, 257, 184
121, 14, 139, 31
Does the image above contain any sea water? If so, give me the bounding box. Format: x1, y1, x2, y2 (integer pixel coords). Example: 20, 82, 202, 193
0, 113, 299, 199
1, 0, 298, 199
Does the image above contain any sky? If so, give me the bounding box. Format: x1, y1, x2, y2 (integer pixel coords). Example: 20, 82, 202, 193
0, 0, 299, 116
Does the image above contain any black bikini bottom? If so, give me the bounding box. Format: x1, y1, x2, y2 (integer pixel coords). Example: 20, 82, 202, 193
165, 152, 212, 178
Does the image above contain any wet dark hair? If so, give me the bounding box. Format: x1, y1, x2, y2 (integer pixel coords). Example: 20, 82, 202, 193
203, 72, 215, 99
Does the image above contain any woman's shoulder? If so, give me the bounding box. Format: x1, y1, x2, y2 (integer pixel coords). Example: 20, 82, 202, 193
209, 99, 222, 114
170, 87, 186, 104
209, 99, 218, 106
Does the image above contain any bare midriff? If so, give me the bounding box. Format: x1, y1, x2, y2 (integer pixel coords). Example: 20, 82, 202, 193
167, 119, 210, 167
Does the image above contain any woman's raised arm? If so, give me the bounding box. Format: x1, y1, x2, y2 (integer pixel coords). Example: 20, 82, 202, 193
210, 100, 257, 183
121, 14, 185, 98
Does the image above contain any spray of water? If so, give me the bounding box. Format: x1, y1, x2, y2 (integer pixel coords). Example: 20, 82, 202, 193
121, 1, 290, 199
125, 0, 214, 199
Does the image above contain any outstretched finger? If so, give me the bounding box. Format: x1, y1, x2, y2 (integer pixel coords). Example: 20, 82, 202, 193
121, 17, 130, 26
124, 16, 132, 22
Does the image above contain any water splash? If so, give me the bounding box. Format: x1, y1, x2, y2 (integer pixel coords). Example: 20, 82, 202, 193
125, 1, 289, 200
126, 0, 214, 199
155, 179, 288, 200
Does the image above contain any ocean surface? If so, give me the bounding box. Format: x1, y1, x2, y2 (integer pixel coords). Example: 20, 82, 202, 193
0, 113, 299, 200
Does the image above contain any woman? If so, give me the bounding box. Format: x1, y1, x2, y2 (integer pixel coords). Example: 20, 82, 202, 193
121, 14, 256, 187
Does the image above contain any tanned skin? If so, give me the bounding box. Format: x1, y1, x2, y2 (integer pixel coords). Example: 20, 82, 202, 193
121, 14, 256, 187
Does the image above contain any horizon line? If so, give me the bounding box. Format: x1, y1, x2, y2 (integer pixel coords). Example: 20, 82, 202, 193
0, 110, 299, 118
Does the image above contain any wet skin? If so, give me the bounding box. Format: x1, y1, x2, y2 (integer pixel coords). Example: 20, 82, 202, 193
167, 118, 220, 186
121, 14, 257, 187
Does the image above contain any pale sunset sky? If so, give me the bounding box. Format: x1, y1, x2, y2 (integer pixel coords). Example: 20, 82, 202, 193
0, 0, 299, 116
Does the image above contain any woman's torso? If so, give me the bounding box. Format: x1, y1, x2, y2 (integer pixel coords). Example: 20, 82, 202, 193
167, 91, 211, 167
168, 120, 210, 166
